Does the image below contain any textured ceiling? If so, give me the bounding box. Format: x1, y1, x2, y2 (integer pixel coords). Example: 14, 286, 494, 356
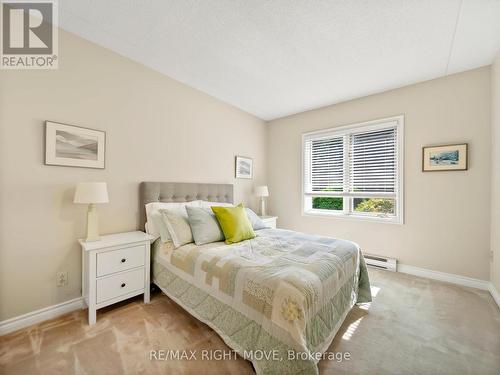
59, 0, 500, 120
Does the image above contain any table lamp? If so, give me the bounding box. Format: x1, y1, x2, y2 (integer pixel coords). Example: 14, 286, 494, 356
255, 185, 269, 216
74, 182, 109, 242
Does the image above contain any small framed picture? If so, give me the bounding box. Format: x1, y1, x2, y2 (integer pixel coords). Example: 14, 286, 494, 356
235, 156, 253, 179
422, 143, 468, 172
45, 121, 106, 169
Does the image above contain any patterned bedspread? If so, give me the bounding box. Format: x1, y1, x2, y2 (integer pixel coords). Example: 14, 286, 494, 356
152, 228, 371, 374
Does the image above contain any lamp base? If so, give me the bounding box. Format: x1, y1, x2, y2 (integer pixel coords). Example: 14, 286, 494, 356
260, 197, 266, 217
85, 204, 100, 242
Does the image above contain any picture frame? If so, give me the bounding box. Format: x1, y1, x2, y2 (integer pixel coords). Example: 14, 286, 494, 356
235, 156, 253, 179
422, 143, 468, 172
45, 121, 106, 169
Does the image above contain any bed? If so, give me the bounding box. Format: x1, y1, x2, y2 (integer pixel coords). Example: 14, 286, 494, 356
141, 182, 371, 375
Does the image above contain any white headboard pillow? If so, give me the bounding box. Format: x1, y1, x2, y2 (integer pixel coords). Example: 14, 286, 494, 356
200, 201, 234, 208
145, 200, 201, 239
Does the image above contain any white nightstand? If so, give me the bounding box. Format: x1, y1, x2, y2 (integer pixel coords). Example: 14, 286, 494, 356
79, 231, 154, 325
260, 216, 278, 229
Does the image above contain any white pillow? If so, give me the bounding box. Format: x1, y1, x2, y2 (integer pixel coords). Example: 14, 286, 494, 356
186, 207, 225, 245
200, 201, 234, 208
245, 208, 268, 230
159, 207, 194, 248
145, 200, 201, 239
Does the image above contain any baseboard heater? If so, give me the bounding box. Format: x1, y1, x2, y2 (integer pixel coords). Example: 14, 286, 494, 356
364, 254, 397, 272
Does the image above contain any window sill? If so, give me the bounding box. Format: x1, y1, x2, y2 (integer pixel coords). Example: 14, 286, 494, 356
302, 209, 403, 225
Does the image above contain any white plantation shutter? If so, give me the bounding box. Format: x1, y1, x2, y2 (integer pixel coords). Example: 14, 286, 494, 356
348, 127, 397, 196
304, 136, 344, 194
303, 116, 403, 221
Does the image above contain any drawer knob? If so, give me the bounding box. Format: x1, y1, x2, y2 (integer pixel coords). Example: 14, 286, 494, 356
121, 258, 126, 263
121, 283, 126, 288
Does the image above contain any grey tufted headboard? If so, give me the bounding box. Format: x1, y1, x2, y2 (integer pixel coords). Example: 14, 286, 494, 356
139, 182, 234, 229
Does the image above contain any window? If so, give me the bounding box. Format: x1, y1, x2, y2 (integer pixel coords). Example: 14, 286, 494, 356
303, 116, 403, 223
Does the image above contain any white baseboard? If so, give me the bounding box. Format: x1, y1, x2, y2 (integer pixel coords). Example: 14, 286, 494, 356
0, 297, 84, 336
397, 264, 500, 308
397, 264, 490, 290
489, 283, 500, 309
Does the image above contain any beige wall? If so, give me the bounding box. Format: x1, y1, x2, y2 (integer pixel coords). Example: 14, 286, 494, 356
491, 52, 500, 292
267, 67, 491, 281
0, 30, 267, 320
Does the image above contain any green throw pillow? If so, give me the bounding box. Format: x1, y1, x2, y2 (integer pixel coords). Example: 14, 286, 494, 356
211, 204, 256, 244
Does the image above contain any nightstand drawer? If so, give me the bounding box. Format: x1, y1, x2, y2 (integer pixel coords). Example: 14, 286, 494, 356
96, 268, 145, 304
96, 245, 145, 276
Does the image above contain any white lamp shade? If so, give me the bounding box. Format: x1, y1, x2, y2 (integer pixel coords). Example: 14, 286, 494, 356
255, 185, 269, 197
74, 182, 109, 204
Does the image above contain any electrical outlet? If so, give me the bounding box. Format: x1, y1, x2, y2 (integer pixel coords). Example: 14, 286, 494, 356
56, 271, 68, 287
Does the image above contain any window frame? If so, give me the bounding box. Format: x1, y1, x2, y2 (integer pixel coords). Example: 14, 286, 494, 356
301, 115, 404, 224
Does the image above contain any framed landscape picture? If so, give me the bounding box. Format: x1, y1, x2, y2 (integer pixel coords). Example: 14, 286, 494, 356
235, 156, 253, 179
45, 121, 106, 169
422, 143, 467, 172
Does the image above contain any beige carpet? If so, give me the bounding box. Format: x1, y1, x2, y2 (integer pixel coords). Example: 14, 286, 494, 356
1, 269, 499, 374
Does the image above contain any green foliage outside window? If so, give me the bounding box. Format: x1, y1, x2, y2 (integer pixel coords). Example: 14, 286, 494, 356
354, 198, 394, 214
312, 187, 343, 210
312, 197, 343, 210
311, 189, 395, 214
